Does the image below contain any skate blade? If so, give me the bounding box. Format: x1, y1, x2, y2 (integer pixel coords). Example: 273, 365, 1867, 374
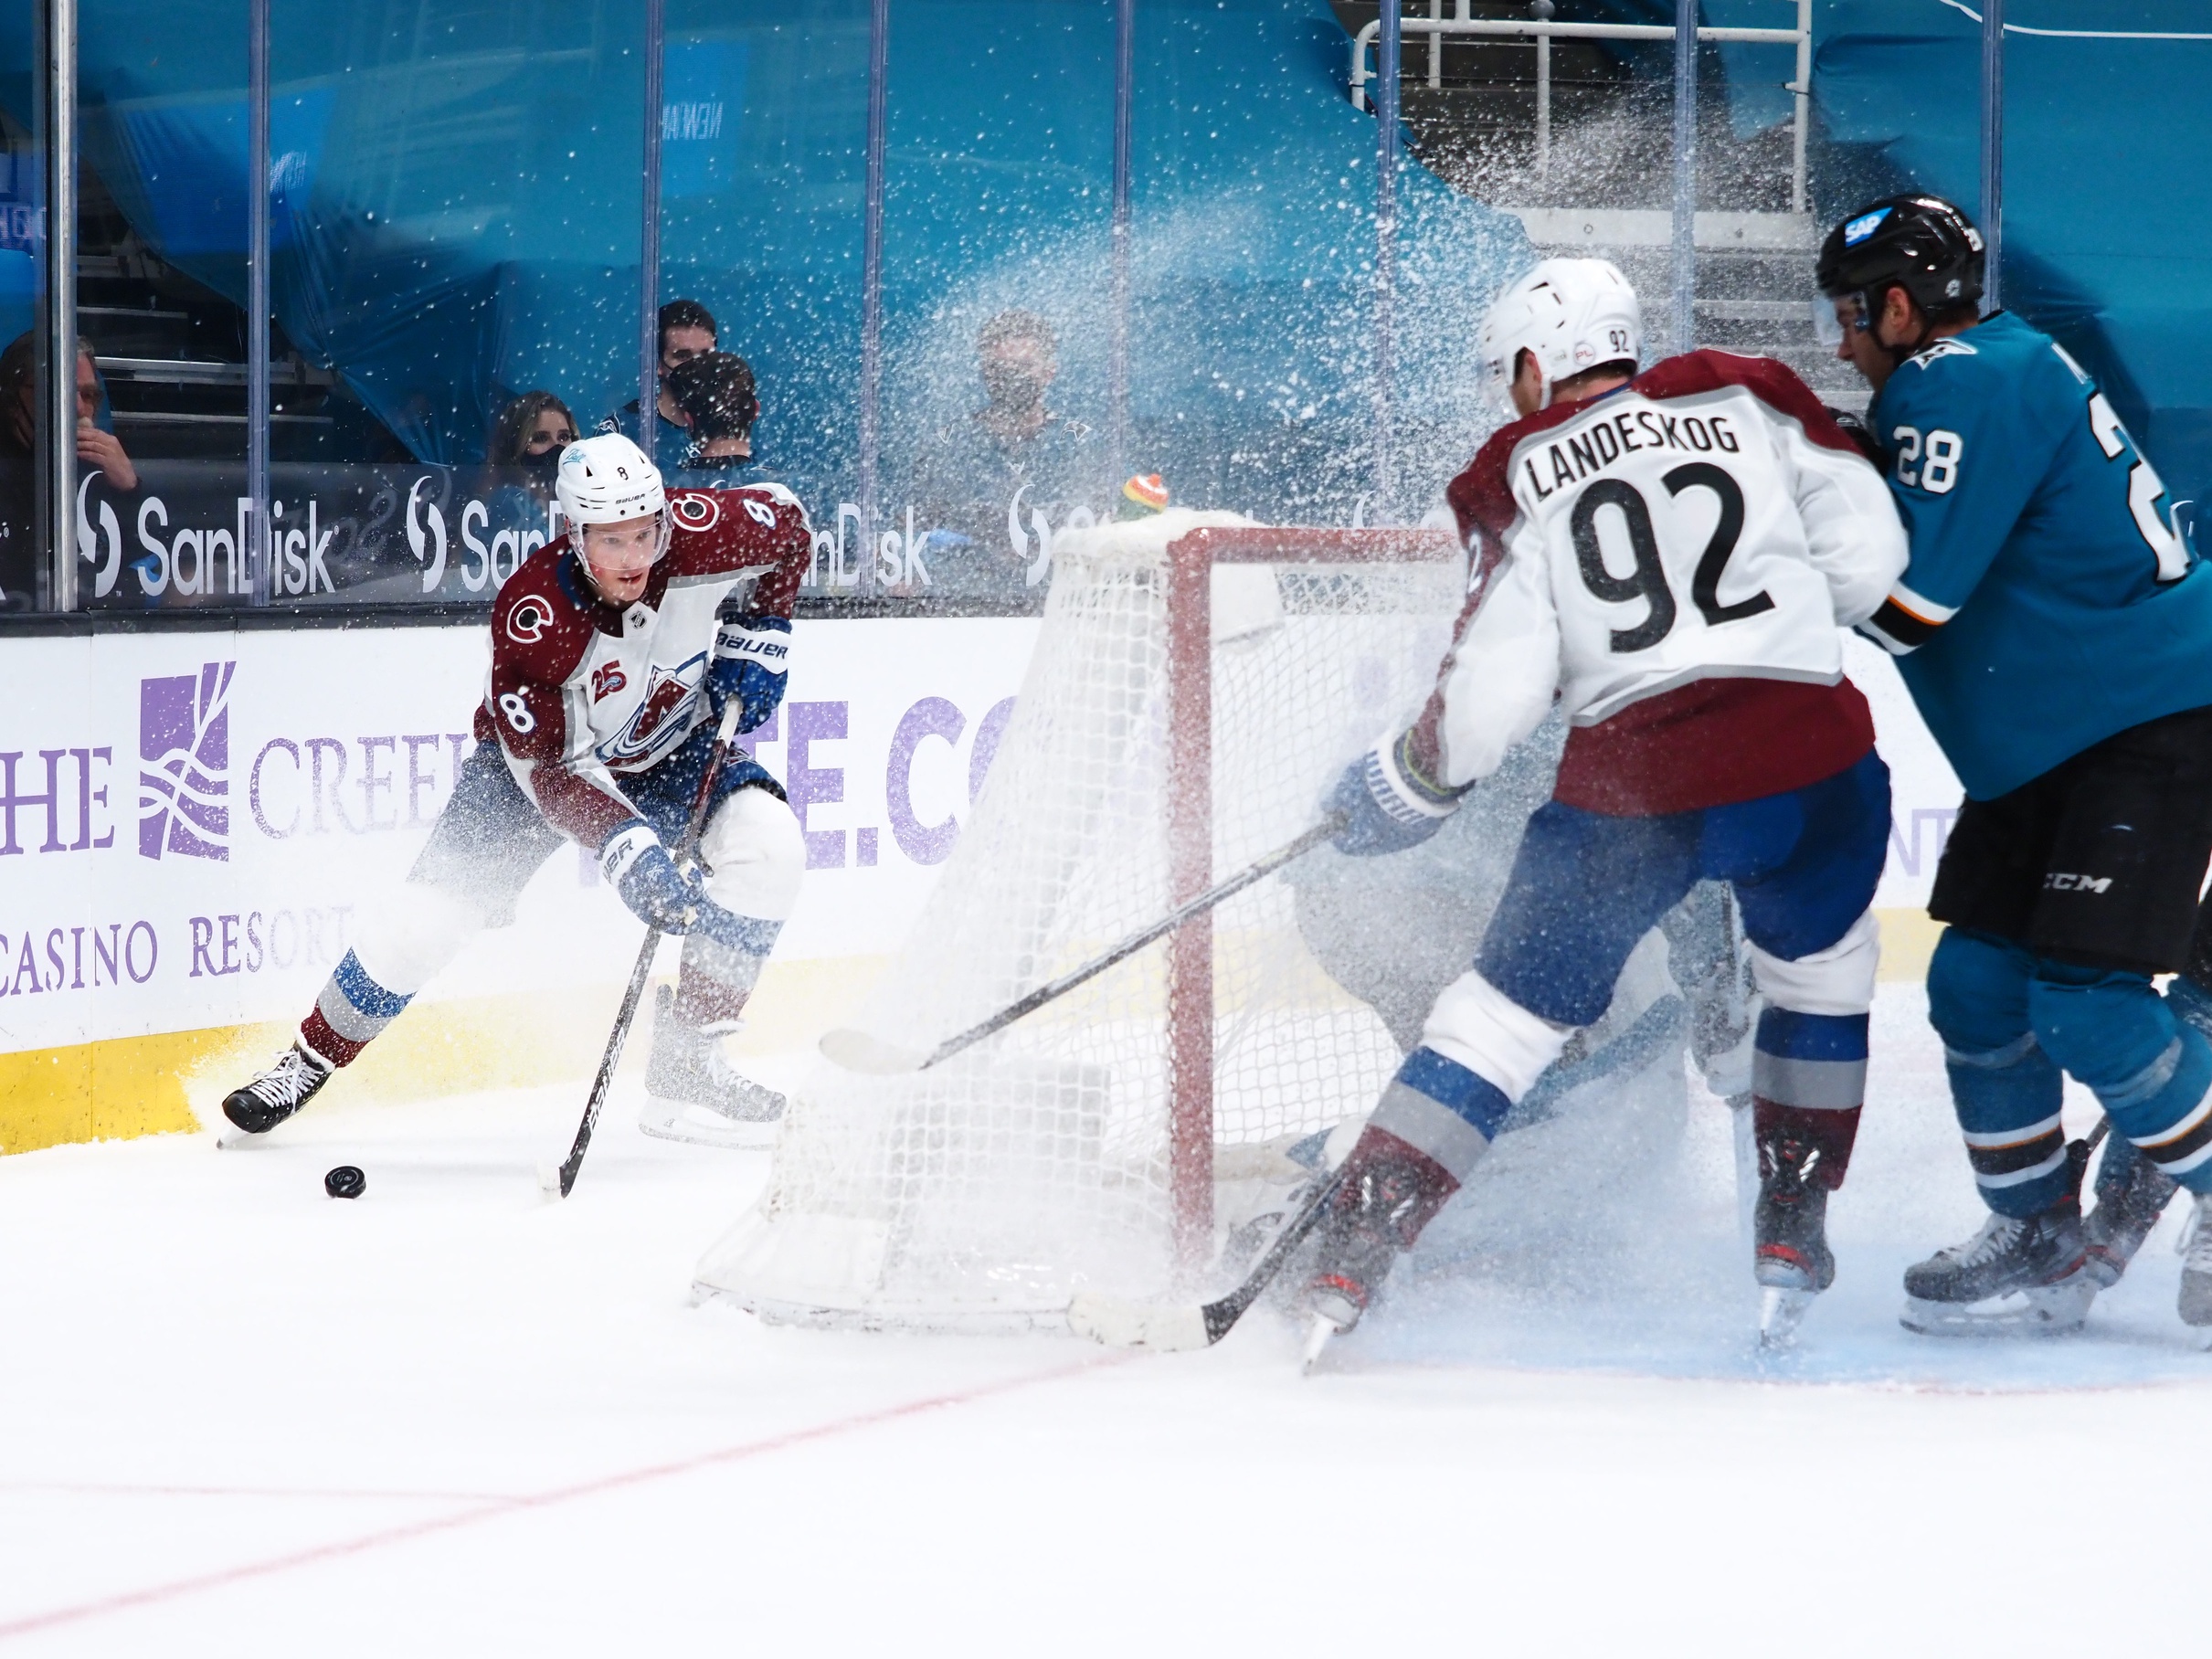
212, 1117, 268, 1149
1900, 1277, 2096, 1338
637, 1100, 778, 1151
1299, 1313, 1341, 1374
818, 1029, 927, 1075
1756, 1285, 1817, 1350
1066, 1292, 1210, 1352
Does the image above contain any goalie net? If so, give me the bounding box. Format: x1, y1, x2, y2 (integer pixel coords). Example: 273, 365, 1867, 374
694, 509, 1465, 1330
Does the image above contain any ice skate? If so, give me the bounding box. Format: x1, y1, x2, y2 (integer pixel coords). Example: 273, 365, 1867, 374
1299, 1312, 1340, 1373
1297, 1214, 1398, 1345
1292, 1134, 1457, 1358
1753, 1131, 1834, 1348
638, 988, 784, 1149
2082, 1133, 2178, 1288
219, 1044, 334, 1140
2177, 1192, 2212, 1341
1900, 1200, 2096, 1337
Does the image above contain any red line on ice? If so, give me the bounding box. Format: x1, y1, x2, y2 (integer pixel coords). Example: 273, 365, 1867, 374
0, 1354, 1125, 1643
0, 1481, 515, 1505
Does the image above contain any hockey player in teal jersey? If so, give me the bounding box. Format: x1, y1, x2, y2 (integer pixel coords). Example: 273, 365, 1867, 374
1822, 195, 2212, 1337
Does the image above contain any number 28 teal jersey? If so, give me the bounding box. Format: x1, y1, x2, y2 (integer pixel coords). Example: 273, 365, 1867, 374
1857, 311, 2212, 799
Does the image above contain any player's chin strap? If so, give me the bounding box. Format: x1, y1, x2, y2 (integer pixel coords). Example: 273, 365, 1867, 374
1858, 283, 1941, 371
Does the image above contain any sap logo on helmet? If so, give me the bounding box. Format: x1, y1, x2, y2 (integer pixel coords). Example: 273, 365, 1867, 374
2045, 872, 2113, 893
1843, 207, 1891, 247
1944, 278, 1962, 298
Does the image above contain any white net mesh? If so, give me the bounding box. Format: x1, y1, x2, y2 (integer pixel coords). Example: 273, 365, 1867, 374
694, 510, 1466, 1329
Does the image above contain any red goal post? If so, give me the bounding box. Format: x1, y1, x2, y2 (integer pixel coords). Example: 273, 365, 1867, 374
1162, 525, 1462, 1270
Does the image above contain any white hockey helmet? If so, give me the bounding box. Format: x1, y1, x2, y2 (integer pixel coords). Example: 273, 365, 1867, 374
555, 433, 671, 559
1477, 258, 1643, 410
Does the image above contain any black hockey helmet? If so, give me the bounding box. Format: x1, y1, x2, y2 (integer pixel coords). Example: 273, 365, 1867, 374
1816, 195, 1985, 319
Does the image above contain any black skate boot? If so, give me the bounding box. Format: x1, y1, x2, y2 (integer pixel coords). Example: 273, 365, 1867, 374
1753, 1131, 1835, 1348
2178, 1191, 2212, 1339
2082, 1133, 2178, 1288
1900, 1195, 2095, 1337
1295, 1132, 1459, 1368
221, 1043, 334, 1137
639, 987, 785, 1149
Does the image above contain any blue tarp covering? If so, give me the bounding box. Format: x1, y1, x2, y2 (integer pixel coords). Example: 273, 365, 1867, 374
4, 0, 2205, 515
1808, 1, 2212, 512
0, 0, 1531, 521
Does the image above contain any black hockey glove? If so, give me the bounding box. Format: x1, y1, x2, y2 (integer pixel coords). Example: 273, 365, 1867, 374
1328, 737, 1458, 857
602, 821, 705, 933
1826, 406, 1889, 473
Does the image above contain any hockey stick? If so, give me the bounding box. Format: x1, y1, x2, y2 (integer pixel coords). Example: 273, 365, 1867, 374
1068, 1163, 1351, 1351
542, 699, 746, 1199
820, 811, 1350, 1077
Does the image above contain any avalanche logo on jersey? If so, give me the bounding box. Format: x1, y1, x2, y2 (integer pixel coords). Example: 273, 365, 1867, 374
670, 492, 721, 532
507, 595, 554, 644
598, 655, 707, 766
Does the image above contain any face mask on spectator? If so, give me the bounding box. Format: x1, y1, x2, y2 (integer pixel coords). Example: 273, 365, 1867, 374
981, 359, 1051, 411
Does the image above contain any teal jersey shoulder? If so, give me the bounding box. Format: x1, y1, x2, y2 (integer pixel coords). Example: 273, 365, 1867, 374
1867, 312, 2212, 798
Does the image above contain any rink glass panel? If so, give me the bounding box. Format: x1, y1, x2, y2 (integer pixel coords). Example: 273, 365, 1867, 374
863, 0, 1118, 613
0, 4, 48, 614
34, 0, 875, 614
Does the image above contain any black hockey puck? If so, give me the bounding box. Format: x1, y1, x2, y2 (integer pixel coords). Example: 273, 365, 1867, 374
323, 1165, 365, 1200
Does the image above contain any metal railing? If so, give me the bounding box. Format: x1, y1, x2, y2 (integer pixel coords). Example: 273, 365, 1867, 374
1349, 0, 1813, 214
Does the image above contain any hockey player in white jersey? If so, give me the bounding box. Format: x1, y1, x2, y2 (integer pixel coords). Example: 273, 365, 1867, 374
1300, 259, 1907, 1345
219, 434, 813, 1149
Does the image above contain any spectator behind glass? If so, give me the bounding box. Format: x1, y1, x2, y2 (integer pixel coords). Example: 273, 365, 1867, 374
483, 390, 577, 502
665, 352, 761, 479
906, 307, 1105, 604
597, 298, 715, 456
664, 351, 822, 524
0, 331, 138, 610
477, 391, 577, 571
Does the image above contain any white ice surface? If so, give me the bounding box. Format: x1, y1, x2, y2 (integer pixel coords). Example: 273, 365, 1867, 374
2, 990, 2208, 1656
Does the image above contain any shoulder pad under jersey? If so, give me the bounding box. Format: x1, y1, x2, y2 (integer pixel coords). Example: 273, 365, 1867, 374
490, 544, 595, 682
